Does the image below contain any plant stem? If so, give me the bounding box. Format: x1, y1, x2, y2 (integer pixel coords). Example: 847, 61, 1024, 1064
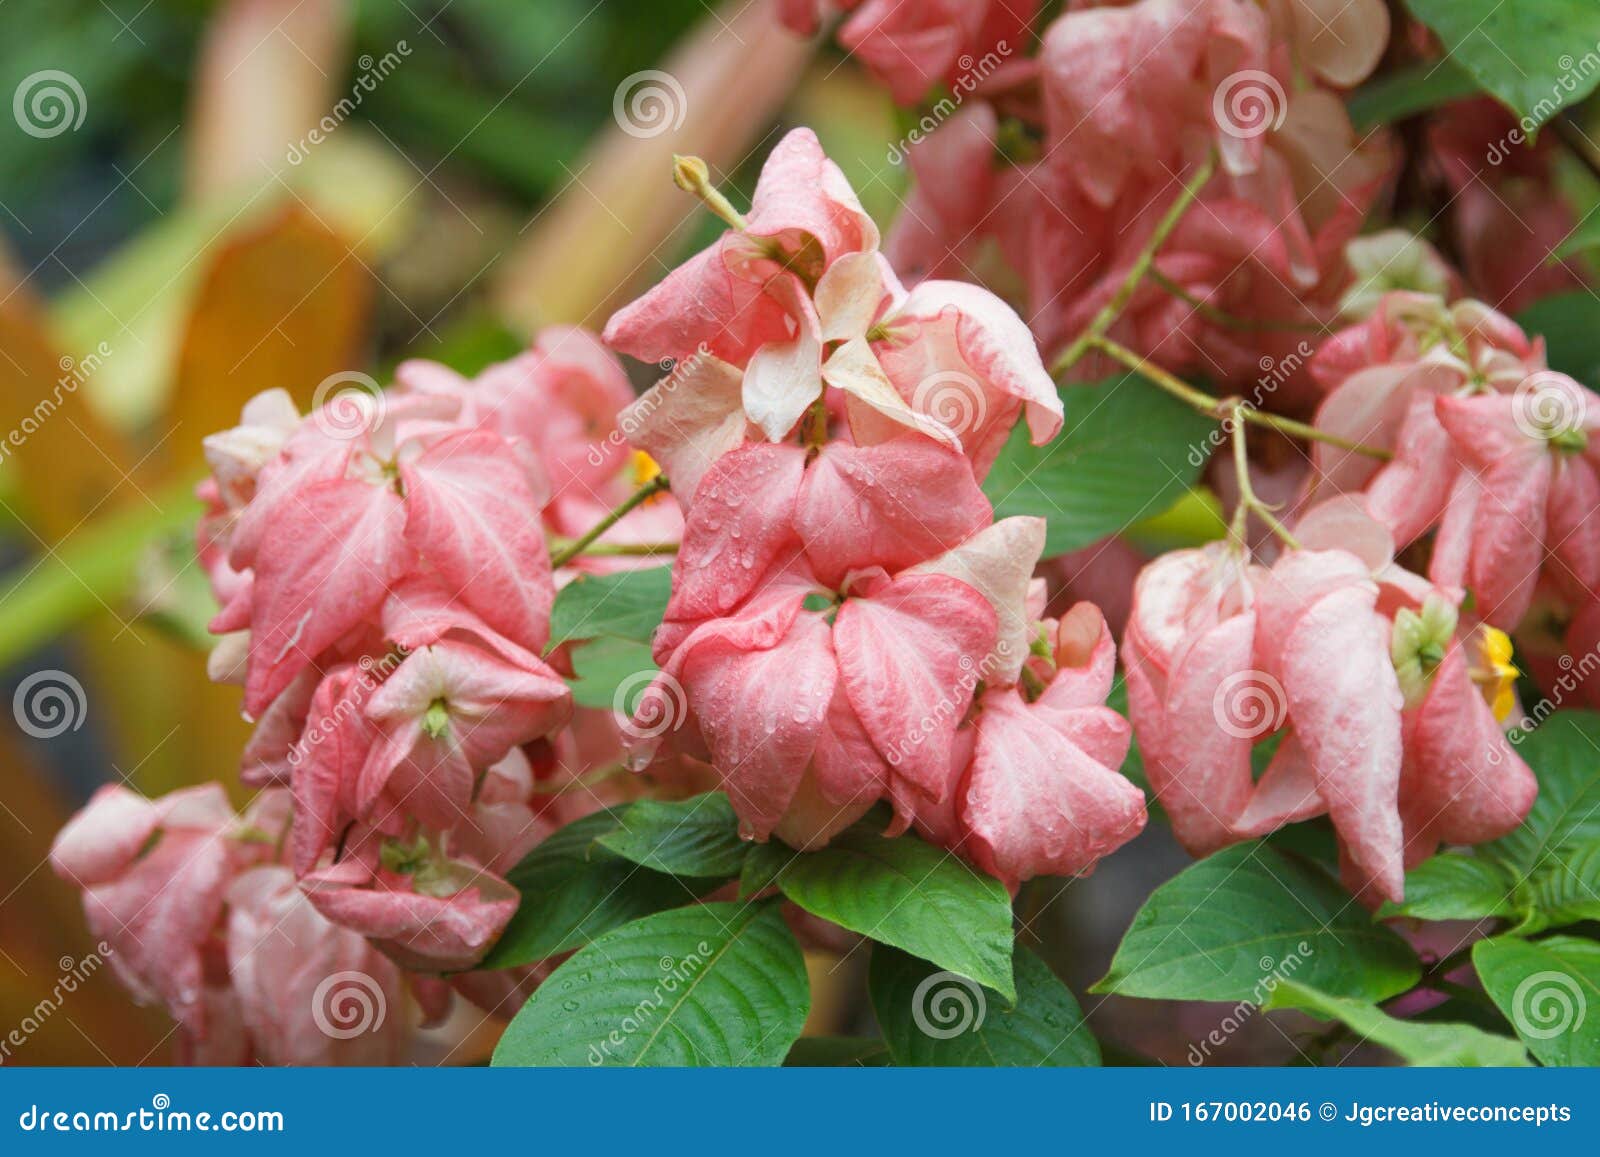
549, 475, 672, 568
1089, 336, 1392, 460
673, 154, 748, 230
1052, 152, 1218, 375
547, 540, 680, 558
1229, 400, 1301, 551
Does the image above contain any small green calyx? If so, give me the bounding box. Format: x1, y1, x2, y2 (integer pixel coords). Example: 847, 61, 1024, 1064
1551, 426, 1589, 454
379, 835, 432, 877
422, 698, 451, 740
1391, 594, 1459, 707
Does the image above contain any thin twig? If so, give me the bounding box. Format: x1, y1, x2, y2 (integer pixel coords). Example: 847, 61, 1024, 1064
549, 475, 672, 568
1052, 152, 1219, 375
1089, 336, 1392, 460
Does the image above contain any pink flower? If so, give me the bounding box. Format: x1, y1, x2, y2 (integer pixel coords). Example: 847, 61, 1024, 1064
605, 128, 1060, 493
1427, 99, 1589, 314
1433, 373, 1600, 629
207, 389, 556, 718
776, 1, 1033, 106
632, 440, 1032, 844
396, 326, 637, 501
360, 639, 571, 831
919, 603, 1147, 887
1042, 0, 1272, 209
226, 865, 413, 1065
839, 0, 1036, 106
300, 832, 521, 973
1308, 292, 1543, 545
604, 128, 878, 371
50, 784, 253, 1040
1121, 502, 1535, 902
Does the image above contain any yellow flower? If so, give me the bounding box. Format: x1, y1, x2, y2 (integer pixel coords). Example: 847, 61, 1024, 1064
1469, 626, 1519, 723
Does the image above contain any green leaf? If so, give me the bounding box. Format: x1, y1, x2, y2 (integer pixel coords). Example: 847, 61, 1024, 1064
1518, 294, 1600, 384
870, 944, 1100, 1067
1094, 843, 1420, 1002
783, 1036, 891, 1067
1347, 58, 1481, 130
568, 636, 657, 711
982, 372, 1215, 558
492, 901, 810, 1067
548, 565, 673, 647
769, 825, 1017, 1000
1474, 935, 1600, 1066
1265, 980, 1531, 1066
1379, 855, 1518, 923
597, 792, 749, 879
483, 810, 711, 969
739, 840, 793, 899
1377, 711, 1600, 935
1404, 0, 1600, 129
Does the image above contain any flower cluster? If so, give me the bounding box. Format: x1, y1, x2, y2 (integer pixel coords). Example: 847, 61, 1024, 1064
1123, 499, 1535, 903
613, 129, 1144, 885
50, 0, 1600, 1067
53, 333, 677, 1058
795, 0, 1392, 402
1308, 290, 1600, 632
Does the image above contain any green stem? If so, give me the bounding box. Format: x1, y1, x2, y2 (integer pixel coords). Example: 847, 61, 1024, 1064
549, 475, 672, 568
548, 540, 679, 559
673, 155, 749, 231
1052, 152, 1218, 375
1229, 400, 1300, 551
1089, 336, 1392, 460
